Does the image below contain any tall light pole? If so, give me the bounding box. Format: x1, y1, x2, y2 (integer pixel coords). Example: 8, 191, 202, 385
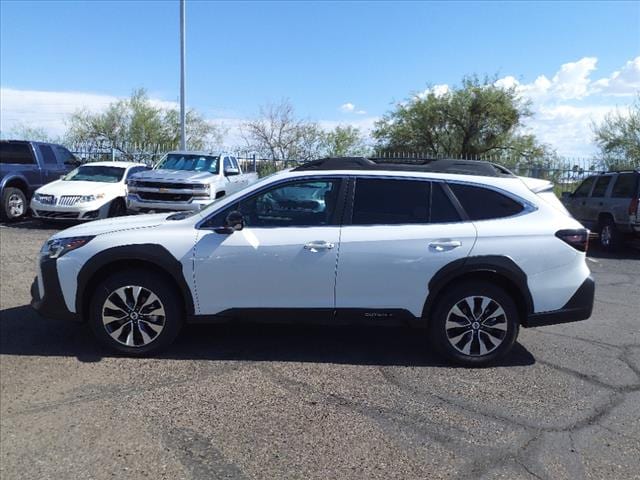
179, 0, 186, 150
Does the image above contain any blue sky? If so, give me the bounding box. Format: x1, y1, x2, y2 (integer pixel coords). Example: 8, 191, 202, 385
1, 0, 639, 155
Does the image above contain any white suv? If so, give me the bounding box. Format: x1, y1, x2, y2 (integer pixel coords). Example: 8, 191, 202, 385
31, 157, 595, 366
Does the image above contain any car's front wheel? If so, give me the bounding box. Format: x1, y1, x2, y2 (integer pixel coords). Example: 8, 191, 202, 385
1, 187, 27, 221
428, 282, 519, 367
88, 270, 183, 355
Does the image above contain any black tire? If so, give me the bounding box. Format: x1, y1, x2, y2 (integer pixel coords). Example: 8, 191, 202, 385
428, 281, 520, 367
1, 187, 28, 221
88, 269, 183, 356
107, 197, 127, 217
598, 216, 621, 252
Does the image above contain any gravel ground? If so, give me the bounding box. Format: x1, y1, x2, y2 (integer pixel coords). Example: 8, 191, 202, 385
1, 219, 639, 480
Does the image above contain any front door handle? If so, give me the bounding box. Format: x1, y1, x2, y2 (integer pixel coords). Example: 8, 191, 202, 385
429, 240, 462, 252
304, 241, 335, 252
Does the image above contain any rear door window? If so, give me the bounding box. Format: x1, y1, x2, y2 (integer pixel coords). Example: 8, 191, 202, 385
573, 177, 595, 198
591, 176, 612, 198
352, 178, 430, 225
0, 142, 35, 165
38, 145, 57, 165
430, 183, 461, 223
448, 183, 524, 220
611, 173, 639, 198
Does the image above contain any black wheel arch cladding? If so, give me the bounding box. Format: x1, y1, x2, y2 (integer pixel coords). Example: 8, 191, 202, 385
423, 255, 534, 319
76, 244, 195, 317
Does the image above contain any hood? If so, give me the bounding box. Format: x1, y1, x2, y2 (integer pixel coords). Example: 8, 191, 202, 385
36, 180, 123, 196
131, 169, 216, 184
51, 213, 170, 239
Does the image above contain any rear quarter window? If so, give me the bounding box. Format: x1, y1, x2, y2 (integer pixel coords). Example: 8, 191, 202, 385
611, 174, 639, 198
448, 183, 524, 220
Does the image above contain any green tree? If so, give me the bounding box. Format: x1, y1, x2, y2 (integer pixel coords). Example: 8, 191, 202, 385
322, 125, 369, 157
592, 98, 640, 168
66, 88, 223, 158
373, 75, 552, 163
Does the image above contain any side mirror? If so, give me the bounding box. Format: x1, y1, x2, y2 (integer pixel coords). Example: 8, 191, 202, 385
224, 167, 240, 176
214, 210, 244, 234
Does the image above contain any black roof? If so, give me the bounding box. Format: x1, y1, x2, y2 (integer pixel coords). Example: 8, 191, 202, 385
292, 157, 515, 177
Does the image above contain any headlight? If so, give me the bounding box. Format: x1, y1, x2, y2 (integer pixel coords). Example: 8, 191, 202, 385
41, 236, 95, 259
34, 193, 43, 202
78, 193, 105, 203
193, 184, 211, 198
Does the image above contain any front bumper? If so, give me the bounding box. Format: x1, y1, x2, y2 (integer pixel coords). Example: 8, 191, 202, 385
30, 199, 110, 221
524, 276, 595, 327
30, 257, 79, 321
127, 194, 211, 212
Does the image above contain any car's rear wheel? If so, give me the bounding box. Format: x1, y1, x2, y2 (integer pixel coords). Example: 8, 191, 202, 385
599, 217, 621, 252
1, 187, 27, 221
428, 282, 519, 367
88, 270, 183, 355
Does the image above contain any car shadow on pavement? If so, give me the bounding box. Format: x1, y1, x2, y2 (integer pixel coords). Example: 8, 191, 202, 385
0, 219, 65, 231
587, 244, 640, 260
0, 305, 536, 367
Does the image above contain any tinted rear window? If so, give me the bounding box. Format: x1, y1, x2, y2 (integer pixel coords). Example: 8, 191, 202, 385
591, 176, 611, 197
431, 183, 461, 223
353, 178, 430, 225
449, 183, 524, 220
0, 142, 35, 165
611, 173, 638, 198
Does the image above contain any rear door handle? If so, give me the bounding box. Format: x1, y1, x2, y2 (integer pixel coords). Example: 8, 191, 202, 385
304, 241, 335, 252
429, 240, 462, 252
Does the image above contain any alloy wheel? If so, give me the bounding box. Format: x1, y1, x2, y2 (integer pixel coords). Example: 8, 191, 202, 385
101, 285, 166, 347
8, 193, 25, 218
445, 296, 508, 356
600, 225, 612, 247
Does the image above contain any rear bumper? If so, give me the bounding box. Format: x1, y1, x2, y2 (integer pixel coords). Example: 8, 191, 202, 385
30, 258, 80, 321
524, 276, 595, 327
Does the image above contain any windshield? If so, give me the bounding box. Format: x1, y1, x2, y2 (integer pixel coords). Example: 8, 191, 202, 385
63, 165, 125, 183
156, 153, 220, 173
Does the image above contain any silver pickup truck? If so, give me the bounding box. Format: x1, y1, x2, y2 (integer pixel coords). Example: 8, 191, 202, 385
126, 151, 258, 213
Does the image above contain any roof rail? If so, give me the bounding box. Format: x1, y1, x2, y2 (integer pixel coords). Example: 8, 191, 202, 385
292, 156, 514, 177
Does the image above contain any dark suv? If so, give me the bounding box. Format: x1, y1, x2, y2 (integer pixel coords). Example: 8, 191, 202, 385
562, 170, 640, 251
0, 140, 79, 221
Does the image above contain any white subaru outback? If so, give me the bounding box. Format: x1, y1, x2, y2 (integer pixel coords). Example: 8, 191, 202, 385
31, 157, 595, 366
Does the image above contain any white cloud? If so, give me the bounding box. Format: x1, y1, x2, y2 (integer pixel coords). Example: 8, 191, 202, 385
500, 57, 638, 156
0, 87, 180, 138
416, 84, 450, 99
340, 102, 355, 112
339, 102, 366, 115
0, 88, 118, 137
592, 57, 640, 96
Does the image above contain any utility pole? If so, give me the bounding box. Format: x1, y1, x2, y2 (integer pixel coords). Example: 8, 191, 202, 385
179, 0, 186, 150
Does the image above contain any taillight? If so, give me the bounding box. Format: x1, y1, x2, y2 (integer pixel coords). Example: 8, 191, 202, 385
628, 197, 639, 217
556, 229, 589, 252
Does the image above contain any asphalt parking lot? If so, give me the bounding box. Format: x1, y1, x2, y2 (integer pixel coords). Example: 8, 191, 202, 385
1, 219, 639, 480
